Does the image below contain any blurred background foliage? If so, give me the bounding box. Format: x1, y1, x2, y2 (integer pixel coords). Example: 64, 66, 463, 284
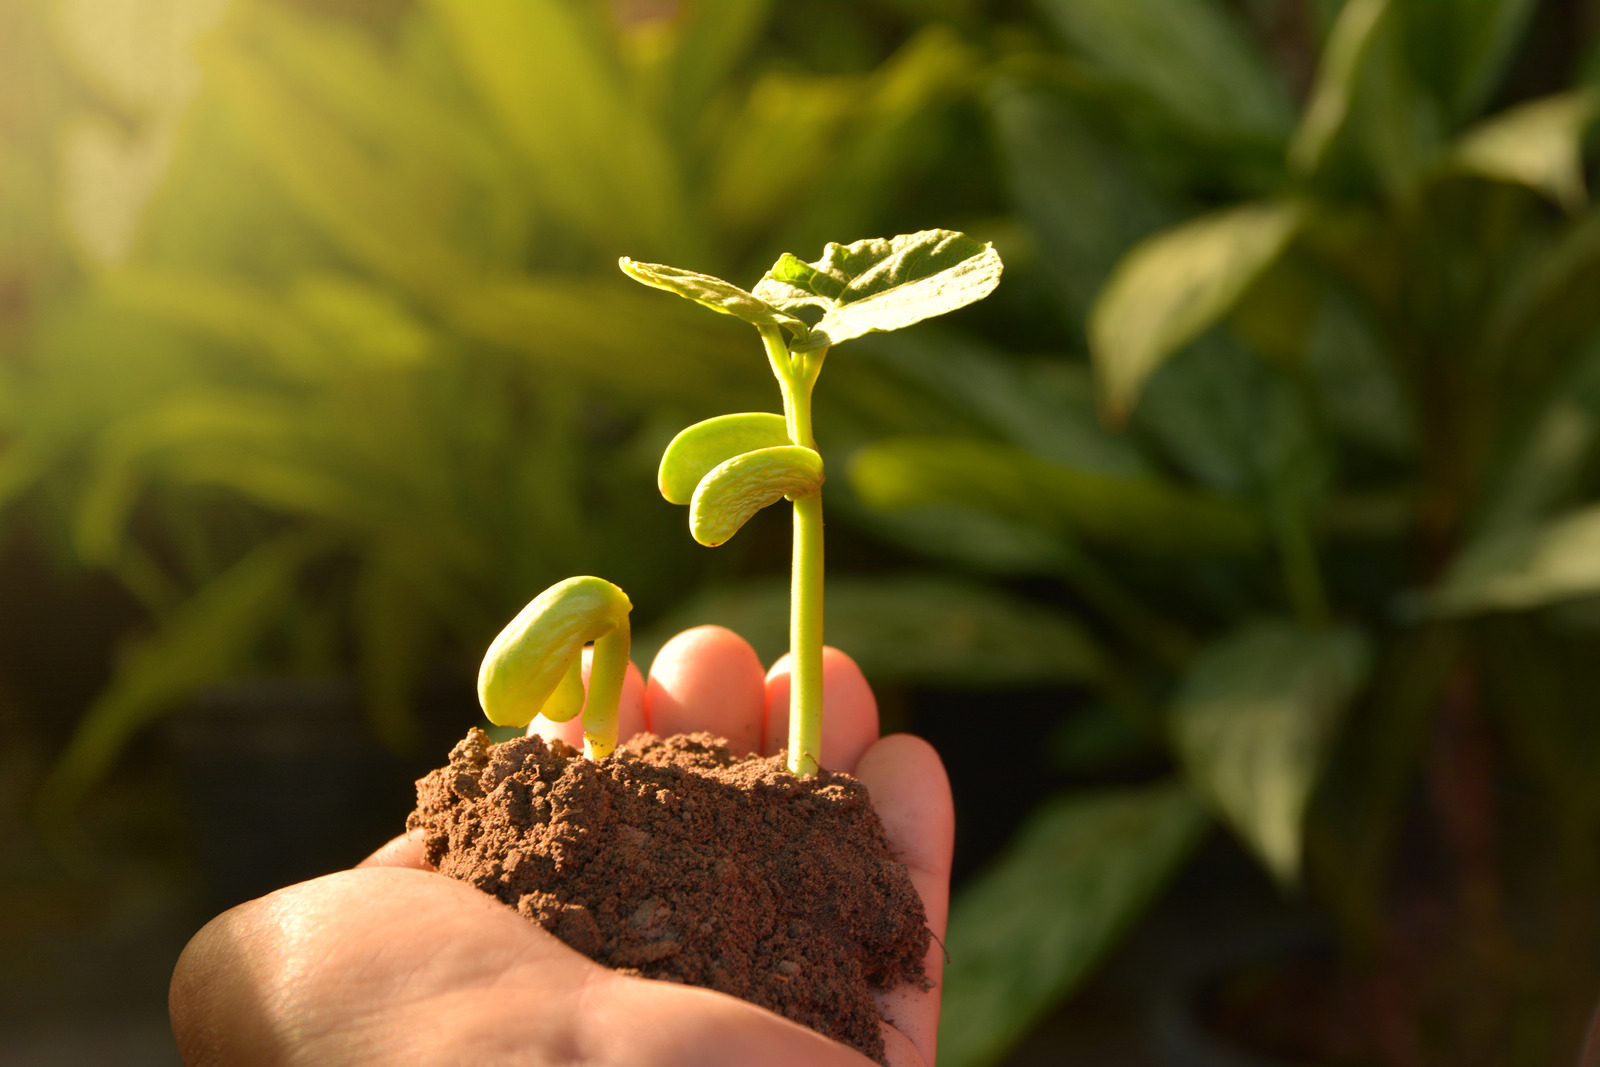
5, 0, 1600, 1064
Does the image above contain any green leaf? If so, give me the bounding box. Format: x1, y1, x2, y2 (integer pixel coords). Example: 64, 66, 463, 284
638, 574, 1103, 687
40, 532, 328, 812
617, 257, 810, 339
938, 783, 1208, 1067
658, 412, 791, 505
849, 436, 1261, 556
1170, 620, 1372, 885
1450, 90, 1599, 212
688, 444, 823, 547
478, 576, 632, 729
1030, 0, 1292, 148
1290, 0, 1392, 177
752, 229, 1003, 352
1089, 202, 1302, 418
1430, 505, 1600, 615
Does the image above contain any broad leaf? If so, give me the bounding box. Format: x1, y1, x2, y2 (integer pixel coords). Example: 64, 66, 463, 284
618, 257, 811, 339
658, 412, 791, 505
849, 436, 1261, 556
752, 229, 1002, 352
1450, 90, 1599, 211
688, 444, 823, 547
1170, 620, 1372, 885
1430, 505, 1600, 615
1290, 0, 1392, 177
637, 574, 1103, 686
1089, 201, 1302, 418
938, 783, 1208, 1067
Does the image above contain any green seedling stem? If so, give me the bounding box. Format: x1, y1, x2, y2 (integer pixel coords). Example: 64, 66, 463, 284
622, 230, 1002, 778
762, 324, 827, 776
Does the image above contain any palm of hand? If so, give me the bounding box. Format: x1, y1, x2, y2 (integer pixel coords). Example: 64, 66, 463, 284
169, 626, 955, 1066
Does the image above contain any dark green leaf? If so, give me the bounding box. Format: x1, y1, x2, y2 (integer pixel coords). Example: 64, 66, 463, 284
849, 435, 1261, 556
1430, 505, 1600, 615
1170, 620, 1372, 884
1089, 202, 1302, 417
1449, 90, 1599, 211
939, 783, 1208, 1067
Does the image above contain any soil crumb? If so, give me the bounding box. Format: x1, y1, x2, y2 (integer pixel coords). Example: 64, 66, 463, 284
408, 728, 929, 1063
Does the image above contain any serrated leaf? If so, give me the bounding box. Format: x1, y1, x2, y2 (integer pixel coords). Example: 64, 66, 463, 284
618, 257, 810, 339
752, 229, 1002, 352
688, 444, 823, 547
1170, 620, 1371, 885
938, 783, 1208, 1067
1450, 90, 1599, 212
849, 436, 1260, 556
1430, 505, 1600, 615
478, 576, 631, 729
1090, 201, 1302, 418
638, 574, 1103, 686
658, 412, 791, 505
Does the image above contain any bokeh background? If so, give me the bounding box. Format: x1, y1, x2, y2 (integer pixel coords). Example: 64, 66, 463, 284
4, 1, 1600, 1064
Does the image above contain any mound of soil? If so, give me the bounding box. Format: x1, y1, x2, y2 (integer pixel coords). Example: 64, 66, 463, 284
407, 728, 929, 1063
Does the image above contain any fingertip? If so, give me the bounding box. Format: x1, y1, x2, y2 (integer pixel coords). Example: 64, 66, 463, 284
763, 646, 879, 771
645, 626, 765, 754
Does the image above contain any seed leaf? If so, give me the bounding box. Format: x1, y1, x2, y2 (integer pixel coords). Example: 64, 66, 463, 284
658, 411, 792, 505
618, 257, 811, 338
753, 229, 1003, 352
689, 445, 824, 546
478, 576, 632, 728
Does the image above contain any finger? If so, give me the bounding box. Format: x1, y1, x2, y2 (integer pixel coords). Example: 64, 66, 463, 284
763, 647, 879, 771
357, 829, 431, 870
527, 649, 647, 749
854, 734, 954, 1066
645, 626, 765, 755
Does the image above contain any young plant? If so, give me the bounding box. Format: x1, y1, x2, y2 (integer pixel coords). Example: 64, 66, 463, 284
478, 576, 633, 759
620, 230, 1002, 776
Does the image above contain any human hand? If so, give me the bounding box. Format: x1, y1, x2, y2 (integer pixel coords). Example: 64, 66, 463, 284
168, 626, 955, 1066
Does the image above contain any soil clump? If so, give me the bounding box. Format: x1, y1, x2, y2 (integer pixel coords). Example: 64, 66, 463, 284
408, 728, 929, 1063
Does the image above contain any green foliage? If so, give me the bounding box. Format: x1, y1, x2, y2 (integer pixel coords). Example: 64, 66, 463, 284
938, 783, 1208, 1067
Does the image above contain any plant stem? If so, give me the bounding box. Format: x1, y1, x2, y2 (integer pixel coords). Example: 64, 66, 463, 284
761, 327, 827, 777
583, 624, 630, 760
790, 490, 824, 776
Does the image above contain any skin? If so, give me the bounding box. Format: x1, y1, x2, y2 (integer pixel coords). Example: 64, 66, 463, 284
169, 625, 956, 1066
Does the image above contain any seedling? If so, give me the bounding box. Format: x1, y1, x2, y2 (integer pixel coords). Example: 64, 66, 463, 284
476, 231, 1000, 773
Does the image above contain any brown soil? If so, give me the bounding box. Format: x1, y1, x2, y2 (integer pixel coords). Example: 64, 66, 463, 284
407, 728, 930, 1064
